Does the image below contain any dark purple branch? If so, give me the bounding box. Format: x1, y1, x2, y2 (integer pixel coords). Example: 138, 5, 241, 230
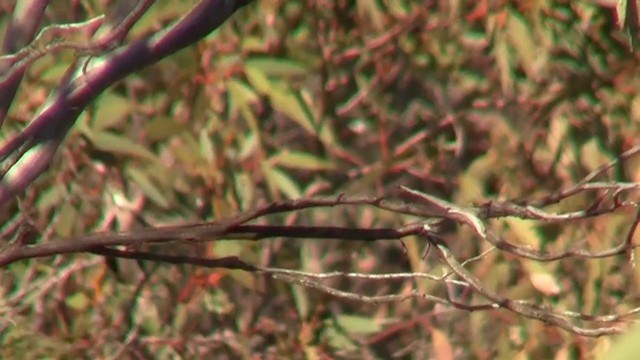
0, 0, 253, 206
0, 195, 428, 267
221, 224, 421, 240
0, 0, 48, 125
87, 224, 425, 270
90, 248, 261, 272
0, 224, 422, 267
2, 189, 639, 267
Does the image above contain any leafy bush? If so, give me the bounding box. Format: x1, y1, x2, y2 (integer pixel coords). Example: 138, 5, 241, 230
1, 0, 640, 358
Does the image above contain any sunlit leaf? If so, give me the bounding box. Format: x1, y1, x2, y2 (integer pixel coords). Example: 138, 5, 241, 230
245, 61, 318, 135
234, 172, 255, 209
494, 32, 513, 94
617, 0, 629, 29
228, 79, 260, 106
506, 218, 541, 248
322, 321, 358, 352
83, 128, 159, 161
244, 57, 308, 77
237, 131, 259, 160
66, 292, 90, 311
37, 184, 65, 213
56, 201, 78, 237
457, 152, 495, 203
262, 162, 302, 199
225, 270, 257, 291
244, 65, 272, 95
198, 129, 216, 164
271, 150, 336, 171
335, 314, 382, 334
607, 325, 640, 360
507, 11, 538, 80
270, 85, 317, 135
291, 285, 310, 321
581, 139, 612, 173
302, 344, 321, 360
92, 92, 133, 130
241, 35, 265, 52
615, 0, 640, 49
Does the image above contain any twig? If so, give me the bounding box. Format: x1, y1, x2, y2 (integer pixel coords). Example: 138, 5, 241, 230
427, 232, 626, 336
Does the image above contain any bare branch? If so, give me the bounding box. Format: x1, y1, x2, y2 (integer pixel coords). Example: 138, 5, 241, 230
0, 0, 48, 125
527, 144, 640, 207
428, 233, 626, 337
0, 195, 423, 266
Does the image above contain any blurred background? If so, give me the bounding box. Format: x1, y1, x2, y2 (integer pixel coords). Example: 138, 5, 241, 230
2, 0, 640, 358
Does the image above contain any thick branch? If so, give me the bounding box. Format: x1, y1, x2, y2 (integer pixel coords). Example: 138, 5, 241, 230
0, 0, 48, 125
0, 0, 253, 206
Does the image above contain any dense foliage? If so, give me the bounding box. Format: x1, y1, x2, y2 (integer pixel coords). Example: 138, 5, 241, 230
2, 0, 640, 358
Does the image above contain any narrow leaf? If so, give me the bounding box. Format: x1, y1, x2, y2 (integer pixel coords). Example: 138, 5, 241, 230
271, 150, 336, 171
126, 166, 170, 209
244, 57, 308, 77
84, 129, 158, 161
92, 92, 133, 130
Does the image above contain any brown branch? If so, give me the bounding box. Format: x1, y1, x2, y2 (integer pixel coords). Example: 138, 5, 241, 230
0, 195, 427, 267
526, 144, 640, 207
427, 232, 627, 337
89, 247, 260, 272
2, 182, 639, 338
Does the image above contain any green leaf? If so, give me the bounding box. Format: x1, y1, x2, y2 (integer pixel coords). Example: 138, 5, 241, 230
334, 314, 382, 334
241, 36, 266, 53
172, 132, 202, 166
617, 0, 628, 30
321, 320, 358, 351
39, 61, 72, 84
66, 292, 90, 311
457, 152, 496, 203
494, 33, 513, 95
291, 284, 310, 320
213, 240, 257, 290
199, 129, 216, 164
506, 218, 541, 248
125, 166, 170, 209
234, 172, 255, 209
56, 202, 77, 237
261, 162, 302, 199
83, 128, 159, 161
238, 131, 259, 160
271, 150, 336, 171
581, 139, 612, 173
37, 184, 65, 213
244, 57, 308, 77
608, 325, 640, 360
507, 11, 538, 79
228, 79, 260, 106
245, 64, 318, 135
244, 63, 272, 95
143, 116, 186, 142
269, 86, 317, 135
92, 92, 133, 130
